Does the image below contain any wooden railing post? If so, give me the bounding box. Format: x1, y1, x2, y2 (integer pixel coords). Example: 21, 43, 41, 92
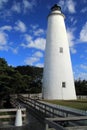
45, 123, 49, 130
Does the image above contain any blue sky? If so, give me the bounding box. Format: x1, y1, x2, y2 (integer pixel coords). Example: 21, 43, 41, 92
0, 0, 87, 80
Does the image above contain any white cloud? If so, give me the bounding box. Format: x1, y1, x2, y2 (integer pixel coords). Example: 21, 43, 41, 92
0, 0, 8, 9
21, 26, 45, 49
23, 0, 36, 13
58, 0, 64, 7
70, 17, 74, 22
10, 0, 37, 14
0, 31, 7, 45
30, 24, 39, 29
14, 20, 27, 33
80, 64, 87, 70
30, 24, 45, 36
23, 0, 32, 10
24, 34, 32, 42
10, 47, 19, 54
73, 20, 77, 26
58, 0, 76, 13
67, 29, 74, 47
21, 37, 46, 50
21, 43, 27, 48
0, 25, 12, 31
70, 47, 77, 54
67, 0, 76, 13
74, 64, 87, 80
0, 31, 8, 50
35, 63, 44, 68
11, 2, 21, 13
24, 57, 39, 66
0, 45, 8, 51
0, 0, 37, 19
28, 38, 46, 50
33, 51, 43, 58
33, 28, 45, 36
69, 17, 77, 26
80, 22, 87, 42
81, 7, 87, 13
24, 51, 43, 66
67, 28, 77, 53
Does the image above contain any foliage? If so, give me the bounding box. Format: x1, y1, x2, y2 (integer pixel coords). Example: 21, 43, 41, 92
15, 65, 43, 93
75, 79, 87, 95
0, 58, 43, 104
0, 58, 8, 67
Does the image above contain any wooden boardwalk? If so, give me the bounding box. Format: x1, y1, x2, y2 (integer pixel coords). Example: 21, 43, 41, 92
16, 95, 87, 130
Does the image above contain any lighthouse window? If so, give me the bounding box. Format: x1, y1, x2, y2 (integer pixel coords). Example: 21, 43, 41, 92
59, 47, 63, 53
62, 82, 66, 88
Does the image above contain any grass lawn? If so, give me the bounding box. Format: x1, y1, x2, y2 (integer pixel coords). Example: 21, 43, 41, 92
43, 100, 87, 111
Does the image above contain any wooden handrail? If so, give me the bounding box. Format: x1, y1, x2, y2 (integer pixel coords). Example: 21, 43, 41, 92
18, 95, 85, 118
0, 107, 26, 121
0, 114, 26, 119
46, 116, 87, 121
0, 108, 26, 112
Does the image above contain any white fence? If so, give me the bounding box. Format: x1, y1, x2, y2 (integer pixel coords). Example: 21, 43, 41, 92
77, 95, 87, 100
11, 94, 87, 100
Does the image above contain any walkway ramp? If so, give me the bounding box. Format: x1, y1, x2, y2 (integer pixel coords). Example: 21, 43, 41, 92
13, 94, 87, 130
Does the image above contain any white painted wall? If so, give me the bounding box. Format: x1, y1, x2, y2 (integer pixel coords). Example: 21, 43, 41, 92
42, 8, 76, 100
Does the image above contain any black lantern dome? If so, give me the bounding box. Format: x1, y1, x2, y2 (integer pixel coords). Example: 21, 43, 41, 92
51, 4, 61, 11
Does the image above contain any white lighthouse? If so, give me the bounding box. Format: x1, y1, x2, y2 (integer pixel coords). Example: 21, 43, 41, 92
42, 4, 76, 100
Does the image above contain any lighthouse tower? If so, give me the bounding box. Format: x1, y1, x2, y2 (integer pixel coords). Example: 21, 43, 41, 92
42, 4, 76, 100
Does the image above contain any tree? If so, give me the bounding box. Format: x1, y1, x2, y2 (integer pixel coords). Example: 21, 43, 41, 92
75, 79, 87, 95
0, 58, 8, 67
0, 57, 43, 107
